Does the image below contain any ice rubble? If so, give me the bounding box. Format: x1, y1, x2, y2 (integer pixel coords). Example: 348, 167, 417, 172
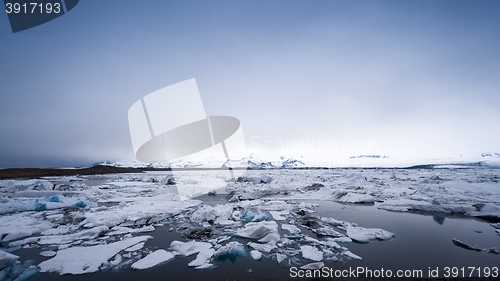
131, 249, 175, 270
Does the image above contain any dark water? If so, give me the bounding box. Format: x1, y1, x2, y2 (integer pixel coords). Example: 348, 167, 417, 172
23, 199, 500, 281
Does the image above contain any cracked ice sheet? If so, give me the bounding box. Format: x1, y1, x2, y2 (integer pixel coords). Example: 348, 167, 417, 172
38, 236, 152, 275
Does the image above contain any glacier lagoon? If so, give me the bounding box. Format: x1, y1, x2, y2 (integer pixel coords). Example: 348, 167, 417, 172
1, 167, 500, 280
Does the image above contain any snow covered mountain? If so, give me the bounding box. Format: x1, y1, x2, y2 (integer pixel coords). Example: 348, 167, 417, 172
94, 152, 500, 170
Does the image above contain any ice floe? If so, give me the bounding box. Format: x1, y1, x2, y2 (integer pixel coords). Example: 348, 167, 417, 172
131, 249, 175, 270
300, 245, 323, 261
346, 226, 394, 243
38, 236, 151, 274
250, 250, 262, 260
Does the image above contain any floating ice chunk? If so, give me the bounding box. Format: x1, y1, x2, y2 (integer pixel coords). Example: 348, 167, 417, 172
379, 199, 475, 214
188, 248, 215, 267
250, 250, 262, 260
303, 236, 326, 246
300, 245, 323, 261
269, 210, 289, 221
337, 235, 356, 243
324, 239, 341, 249
169, 241, 212, 256
213, 204, 237, 225
39, 251, 56, 257
256, 200, 292, 211
276, 253, 287, 264
108, 254, 122, 267
248, 242, 276, 253
38, 236, 152, 275
108, 225, 155, 236
300, 262, 324, 270
469, 203, 500, 220
281, 224, 301, 234
131, 250, 175, 270
195, 263, 215, 269
343, 250, 362, 260
0, 250, 19, 270
490, 223, 500, 229
190, 205, 216, 223
240, 207, 268, 223
323, 249, 339, 261
214, 242, 245, 259
236, 221, 280, 244
41, 226, 74, 236
320, 217, 356, 230
125, 242, 145, 252
346, 226, 394, 243
452, 238, 481, 251
334, 192, 374, 203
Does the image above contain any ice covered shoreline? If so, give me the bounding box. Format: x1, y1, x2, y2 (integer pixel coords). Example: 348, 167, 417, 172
1, 165, 500, 279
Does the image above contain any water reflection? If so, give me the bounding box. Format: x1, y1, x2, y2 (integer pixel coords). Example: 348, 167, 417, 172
433, 215, 446, 225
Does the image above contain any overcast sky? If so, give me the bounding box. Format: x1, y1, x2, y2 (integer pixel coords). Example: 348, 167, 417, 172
1, 0, 499, 168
